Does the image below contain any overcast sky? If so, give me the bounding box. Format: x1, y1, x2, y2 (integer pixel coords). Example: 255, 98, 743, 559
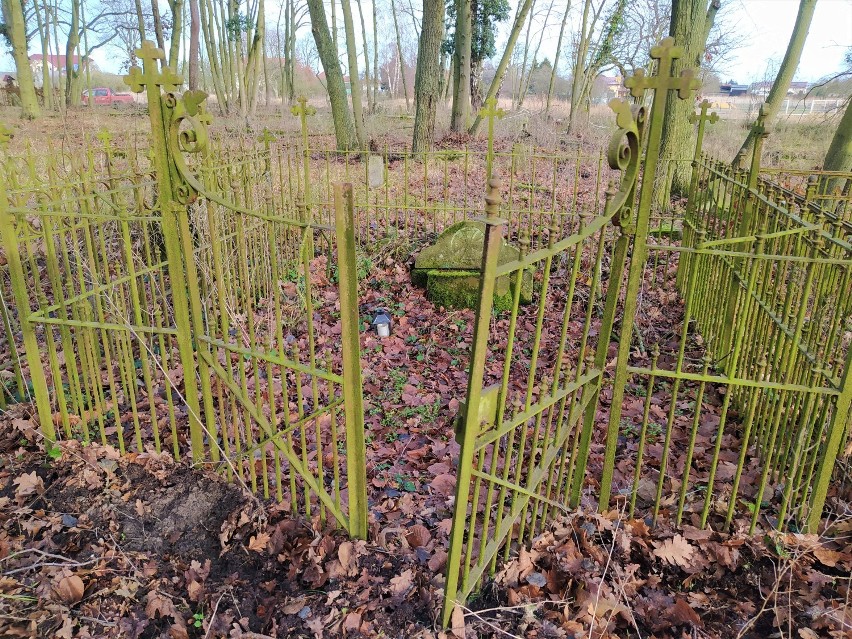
3, 0, 851, 85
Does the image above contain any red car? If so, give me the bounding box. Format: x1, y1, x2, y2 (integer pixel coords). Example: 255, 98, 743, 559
81, 87, 135, 106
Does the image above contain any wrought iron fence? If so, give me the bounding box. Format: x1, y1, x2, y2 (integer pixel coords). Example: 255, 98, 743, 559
0, 37, 849, 632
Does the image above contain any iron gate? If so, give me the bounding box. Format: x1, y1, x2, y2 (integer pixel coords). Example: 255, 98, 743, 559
442, 38, 701, 623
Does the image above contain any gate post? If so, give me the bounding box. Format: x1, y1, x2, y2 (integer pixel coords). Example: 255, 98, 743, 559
123, 42, 206, 460
441, 177, 506, 627
333, 183, 368, 539
807, 346, 852, 532
598, 38, 700, 509
0, 181, 56, 443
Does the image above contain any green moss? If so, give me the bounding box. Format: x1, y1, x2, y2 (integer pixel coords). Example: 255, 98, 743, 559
426, 270, 515, 311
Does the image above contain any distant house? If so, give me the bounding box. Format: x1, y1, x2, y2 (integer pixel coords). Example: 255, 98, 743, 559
720, 82, 748, 96
28, 54, 88, 87
598, 75, 629, 101
750, 80, 809, 98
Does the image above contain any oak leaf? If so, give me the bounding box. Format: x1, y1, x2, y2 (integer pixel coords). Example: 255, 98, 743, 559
389, 568, 414, 597
248, 532, 271, 553
13, 472, 43, 502
652, 534, 695, 568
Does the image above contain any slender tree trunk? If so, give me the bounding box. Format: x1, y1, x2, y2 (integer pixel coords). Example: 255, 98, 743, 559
168, 0, 185, 68
81, 0, 93, 111
246, 0, 266, 113
468, 0, 533, 135
655, 0, 719, 206
470, 58, 484, 113
438, 51, 448, 98
340, 0, 366, 147
306, 0, 358, 150
2, 0, 40, 118
288, 0, 296, 101
514, 0, 535, 109
189, 0, 201, 89
276, 2, 286, 104
151, 0, 166, 51
450, 0, 471, 131
545, 0, 570, 115
391, 0, 410, 110
733, 0, 818, 164
566, 0, 591, 134
133, 0, 145, 40
64, 0, 80, 107
372, 0, 378, 107
355, 0, 371, 113
331, 0, 338, 52
32, 0, 53, 110
412, 0, 444, 152
820, 97, 852, 196
518, 0, 553, 109
263, 33, 271, 107
199, 0, 228, 109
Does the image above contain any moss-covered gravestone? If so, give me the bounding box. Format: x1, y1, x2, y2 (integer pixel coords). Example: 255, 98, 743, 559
412, 221, 532, 310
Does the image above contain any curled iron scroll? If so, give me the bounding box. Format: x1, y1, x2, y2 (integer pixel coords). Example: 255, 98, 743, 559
605, 98, 645, 227
167, 90, 212, 204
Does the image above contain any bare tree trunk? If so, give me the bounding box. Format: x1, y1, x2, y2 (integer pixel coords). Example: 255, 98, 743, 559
307, 0, 358, 150
355, 0, 372, 113
468, 0, 533, 135
288, 0, 296, 101
168, 0, 185, 68
514, 0, 535, 109
331, 0, 338, 51
133, 0, 146, 39
450, 0, 471, 131
412, 0, 444, 152
566, 0, 591, 134
470, 58, 483, 114
32, 0, 53, 111
545, 0, 570, 115
391, 0, 410, 110
340, 0, 366, 147
151, 0, 166, 51
518, 0, 553, 109
372, 0, 379, 107
733, 0, 818, 164
188, 0, 201, 89
2, 0, 40, 118
820, 97, 852, 196
656, 0, 719, 206
65, 0, 80, 107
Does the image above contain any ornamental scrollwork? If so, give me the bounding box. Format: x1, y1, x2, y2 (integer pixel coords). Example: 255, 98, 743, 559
605, 98, 645, 228
167, 90, 212, 205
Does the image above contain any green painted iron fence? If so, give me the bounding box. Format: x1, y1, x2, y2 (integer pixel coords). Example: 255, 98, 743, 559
0, 41, 369, 538
0, 37, 849, 631
440, 44, 852, 624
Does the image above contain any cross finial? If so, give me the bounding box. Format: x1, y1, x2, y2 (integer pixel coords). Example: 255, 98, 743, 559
689, 99, 719, 125
258, 128, 276, 144
123, 40, 183, 94
96, 128, 113, 146
291, 95, 316, 117
481, 96, 506, 179
624, 37, 700, 100
480, 96, 506, 126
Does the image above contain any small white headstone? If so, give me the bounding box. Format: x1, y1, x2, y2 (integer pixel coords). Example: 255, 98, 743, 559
368, 155, 384, 188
